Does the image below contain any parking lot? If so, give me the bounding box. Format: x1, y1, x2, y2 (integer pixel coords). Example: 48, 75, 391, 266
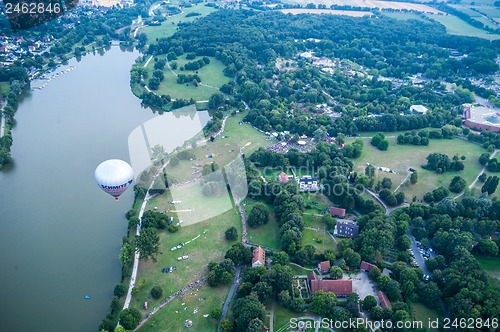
408, 234, 435, 279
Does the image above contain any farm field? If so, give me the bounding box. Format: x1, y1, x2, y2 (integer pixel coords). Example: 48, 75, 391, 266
141, 4, 217, 42
450, 5, 499, 30
131, 207, 241, 318
426, 14, 500, 40
383, 12, 429, 22
346, 136, 487, 200
280, 9, 372, 16
284, 0, 443, 14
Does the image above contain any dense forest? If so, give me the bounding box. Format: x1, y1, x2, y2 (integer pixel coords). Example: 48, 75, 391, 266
145, 9, 499, 135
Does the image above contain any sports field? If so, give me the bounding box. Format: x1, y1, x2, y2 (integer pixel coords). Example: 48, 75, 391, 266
280, 9, 372, 16
284, 0, 443, 14
346, 135, 487, 200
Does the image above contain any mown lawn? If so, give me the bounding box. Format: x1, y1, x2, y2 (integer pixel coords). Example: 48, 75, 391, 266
243, 199, 281, 250
141, 4, 217, 42
475, 255, 500, 292
346, 136, 487, 201
172, 54, 231, 88
411, 302, 442, 330
302, 229, 337, 256
131, 207, 241, 317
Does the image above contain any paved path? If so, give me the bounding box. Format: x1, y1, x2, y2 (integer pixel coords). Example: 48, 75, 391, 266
0, 107, 5, 137
143, 55, 153, 68
217, 265, 242, 332
455, 149, 499, 200
365, 188, 409, 216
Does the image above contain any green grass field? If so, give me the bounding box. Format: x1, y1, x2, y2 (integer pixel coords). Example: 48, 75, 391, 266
141, 4, 217, 42
274, 304, 299, 331
450, 5, 499, 30
288, 263, 314, 276
475, 255, 500, 292
411, 302, 441, 329
347, 136, 487, 201
426, 14, 500, 40
138, 284, 228, 332
162, 111, 272, 183
303, 213, 326, 230
172, 54, 231, 88
131, 207, 241, 320
0, 82, 10, 94
243, 199, 281, 250
301, 229, 337, 256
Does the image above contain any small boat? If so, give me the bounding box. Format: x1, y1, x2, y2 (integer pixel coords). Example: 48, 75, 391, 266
85, 295, 91, 299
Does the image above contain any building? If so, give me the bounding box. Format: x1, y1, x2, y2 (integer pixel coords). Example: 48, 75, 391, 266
463, 104, 500, 133
377, 291, 392, 308
277, 172, 289, 183
318, 260, 331, 274
410, 105, 428, 115
360, 261, 376, 272
334, 220, 359, 238
329, 207, 346, 218
308, 272, 352, 297
297, 176, 319, 191
252, 246, 265, 268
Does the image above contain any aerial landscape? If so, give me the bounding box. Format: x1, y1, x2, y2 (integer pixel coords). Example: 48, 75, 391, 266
0, 0, 499, 331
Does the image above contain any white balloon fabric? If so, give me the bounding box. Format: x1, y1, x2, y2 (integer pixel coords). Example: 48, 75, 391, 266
95, 159, 134, 201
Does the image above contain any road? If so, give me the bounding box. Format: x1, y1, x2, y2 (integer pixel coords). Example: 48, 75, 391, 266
365, 188, 409, 216
407, 232, 431, 276
217, 265, 242, 332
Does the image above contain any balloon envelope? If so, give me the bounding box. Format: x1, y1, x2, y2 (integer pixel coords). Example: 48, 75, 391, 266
95, 159, 134, 200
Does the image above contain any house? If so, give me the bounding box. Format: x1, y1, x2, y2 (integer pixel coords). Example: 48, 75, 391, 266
277, 172, 289, 183
252, 246, 265, 268
318, 260, 331, 274
334, 220, 359, 238
297, 176, 319, 191
360, 261, 376, 272
308, 272, 352, 297
410, 105, 428, 115
377, 291, 392, 308
329, 207, 346, 218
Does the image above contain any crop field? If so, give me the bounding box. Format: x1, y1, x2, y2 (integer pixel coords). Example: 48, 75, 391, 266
383, 12, 429, 22
280, 9, 372, 16
426, 14, 500, 40
346, 135, 486, 201
450, 5, 499, 30
142, 4, 217, 42
131, 208, 241, 317
283, 0, 443, 14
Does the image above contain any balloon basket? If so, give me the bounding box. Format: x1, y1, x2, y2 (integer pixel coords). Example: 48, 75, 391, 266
114, 197, 119, 202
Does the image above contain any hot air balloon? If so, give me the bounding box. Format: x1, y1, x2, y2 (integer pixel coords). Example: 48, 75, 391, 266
95, 159, 134, 201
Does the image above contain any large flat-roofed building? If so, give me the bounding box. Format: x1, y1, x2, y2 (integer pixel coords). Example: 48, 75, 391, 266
334, 219, 359, 238
463, 104, 500, 133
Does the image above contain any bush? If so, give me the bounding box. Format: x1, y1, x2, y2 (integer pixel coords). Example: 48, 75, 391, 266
151, 285, 163, 299
119, 308, 141, 330
225, 226, 238, 241
114, 284, 127, 298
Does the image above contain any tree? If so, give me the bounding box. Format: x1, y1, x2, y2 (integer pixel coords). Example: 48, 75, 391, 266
482, 176, 500, 195
169, 156, 179, 166
119, 308, 141, 330
135, 228, 161, 261
210, 307, 222, 320
410, 171, 418, 184
220, 319, 234, 332
479, 153, 490, 165
314, 128, 327, 141
225, 226, 238, 241
474, 239, 499, 256
272, 251, 290, 266
233, 294, 265, 331
150, 285, 163, 299
310, 290, 337, 317
247, 203, 269, 227
362, 295, 377, 311
114, 284, 127, 298
253, 282, 273, 304
329, 266, 343, 279
119, 242, 134, 267
381, 177, 392, 189
247, 318, 264, 332
208, 93, 224, 109
449, 176, 466, 193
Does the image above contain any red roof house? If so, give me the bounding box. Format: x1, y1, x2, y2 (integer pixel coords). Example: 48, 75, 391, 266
377, 291, 391, 308
329, 207, 346, 218
360, 261, 376, 272
318, 260, 331, 274
252, 246, 265, 268
308, 272, 352, 297
278, 172, 289, 183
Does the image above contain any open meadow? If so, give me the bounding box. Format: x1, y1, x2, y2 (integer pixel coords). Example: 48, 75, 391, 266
131, 208, 241, 325
425, 14, 500, 40
242, 199, 282, 250
141, 4, 217, 42
347, 135, 487, 200
475, 255, 500, 292
284, 0, 443, 14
